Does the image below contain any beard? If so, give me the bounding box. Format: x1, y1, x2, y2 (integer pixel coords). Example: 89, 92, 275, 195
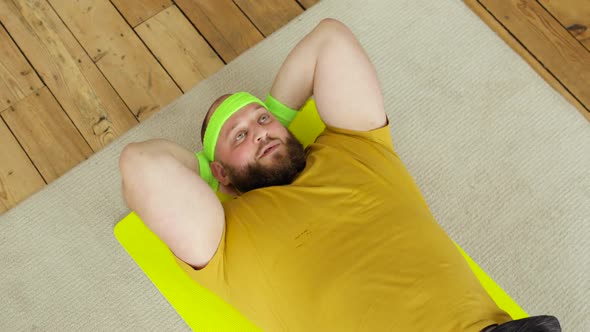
222, 130, 308, 194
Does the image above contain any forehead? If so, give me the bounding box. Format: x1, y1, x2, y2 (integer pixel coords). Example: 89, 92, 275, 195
221, 102, 266, 134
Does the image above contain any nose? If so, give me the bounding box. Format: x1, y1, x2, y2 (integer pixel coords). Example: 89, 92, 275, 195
254, 124, 270, 143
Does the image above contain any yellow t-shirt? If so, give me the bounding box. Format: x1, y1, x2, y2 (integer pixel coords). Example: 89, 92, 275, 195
189, 118, 512, 331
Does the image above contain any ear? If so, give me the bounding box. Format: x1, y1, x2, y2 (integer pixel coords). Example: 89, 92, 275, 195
210, 161, 231, 186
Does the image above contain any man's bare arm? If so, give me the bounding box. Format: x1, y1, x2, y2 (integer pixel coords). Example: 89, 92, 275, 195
119, 140, 224, 270
269, 18, 387, 132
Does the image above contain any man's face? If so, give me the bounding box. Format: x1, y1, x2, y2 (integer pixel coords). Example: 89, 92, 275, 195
210, 102, 308, 194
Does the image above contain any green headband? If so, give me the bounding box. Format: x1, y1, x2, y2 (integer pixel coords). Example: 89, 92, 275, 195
203, 92, 266, 162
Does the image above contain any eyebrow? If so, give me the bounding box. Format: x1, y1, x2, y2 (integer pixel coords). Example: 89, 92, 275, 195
226, 106, 266, 139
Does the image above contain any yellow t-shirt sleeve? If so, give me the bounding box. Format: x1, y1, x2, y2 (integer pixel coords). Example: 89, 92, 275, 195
320, 115, 396, 156
180, 219, 229, 301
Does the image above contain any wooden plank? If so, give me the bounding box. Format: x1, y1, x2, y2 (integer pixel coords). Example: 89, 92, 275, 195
0, 0, 139, 151
0, 116, 46, 215
110, 0, 172, 27
175, 0, 264, 63
297, 0, 320, 10
233, 0, 303, 37
1, 87, 92, 185
478, 0, 590, 121
48, 0, 182, 121
539, 0, 590, 51
135, 6, 224, 92
0, 24, 44, 112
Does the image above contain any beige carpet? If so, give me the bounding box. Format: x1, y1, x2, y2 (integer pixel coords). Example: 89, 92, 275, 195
1, 0, 589, 330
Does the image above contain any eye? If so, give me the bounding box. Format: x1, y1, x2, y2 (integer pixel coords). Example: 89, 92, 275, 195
236, 114, 270, 141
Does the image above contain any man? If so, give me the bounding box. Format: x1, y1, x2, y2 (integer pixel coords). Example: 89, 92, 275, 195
119, 18, 560, 331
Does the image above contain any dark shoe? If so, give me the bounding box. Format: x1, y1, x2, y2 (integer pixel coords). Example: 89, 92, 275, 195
492, 315, 561, 332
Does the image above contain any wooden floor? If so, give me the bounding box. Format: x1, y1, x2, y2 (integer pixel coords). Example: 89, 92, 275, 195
466, 0, 590, 121
0, 0, 588, 215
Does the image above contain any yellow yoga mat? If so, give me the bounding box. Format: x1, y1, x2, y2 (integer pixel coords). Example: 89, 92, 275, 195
114, 99, 528, 330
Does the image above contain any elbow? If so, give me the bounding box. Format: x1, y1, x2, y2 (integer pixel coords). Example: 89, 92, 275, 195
313, 18, 356, 47
317, 18, 353, 36
318, 18, 346, 28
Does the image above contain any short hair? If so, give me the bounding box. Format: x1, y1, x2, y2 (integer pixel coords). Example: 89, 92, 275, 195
201, 94, 232, 145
